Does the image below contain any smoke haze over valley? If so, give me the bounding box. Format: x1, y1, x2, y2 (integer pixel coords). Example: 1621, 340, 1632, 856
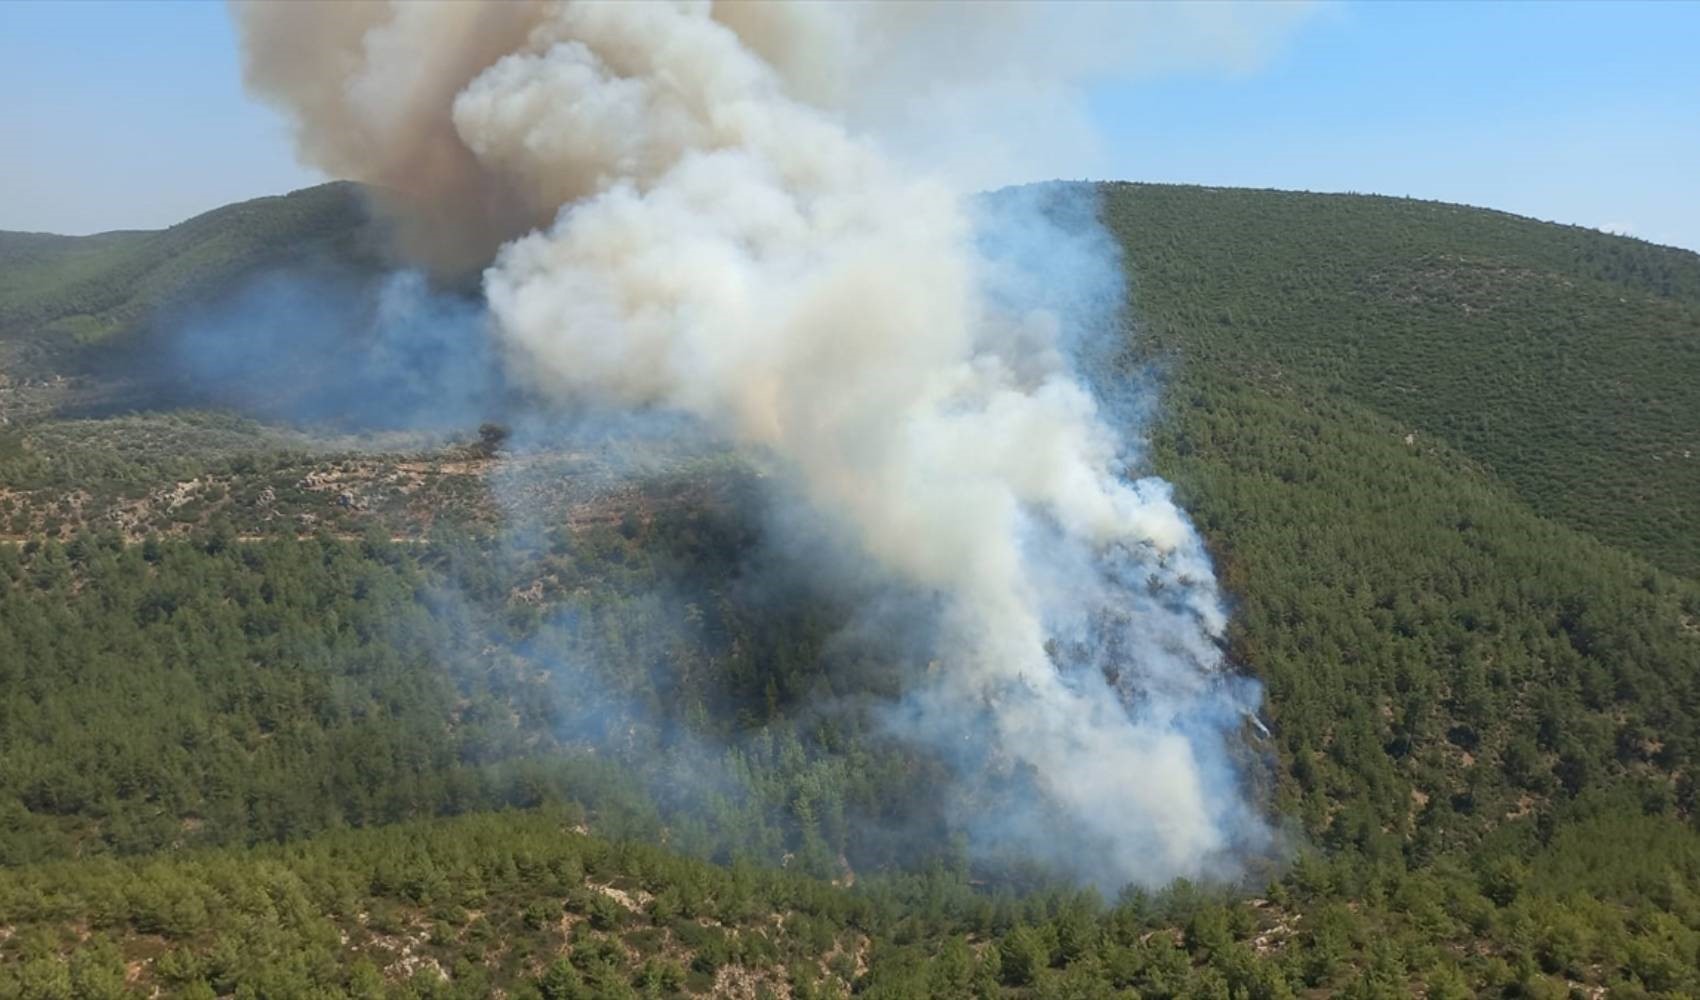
222, 1, 1278, 889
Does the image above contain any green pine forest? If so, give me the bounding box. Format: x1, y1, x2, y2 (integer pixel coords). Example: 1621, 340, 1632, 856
0, 181, 1697, 998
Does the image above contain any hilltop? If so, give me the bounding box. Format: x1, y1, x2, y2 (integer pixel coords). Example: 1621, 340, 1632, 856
0, 182, 384, 348
1, 182, 1698, 997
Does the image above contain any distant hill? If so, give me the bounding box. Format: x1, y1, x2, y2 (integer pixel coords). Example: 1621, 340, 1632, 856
0, 182, 385, 349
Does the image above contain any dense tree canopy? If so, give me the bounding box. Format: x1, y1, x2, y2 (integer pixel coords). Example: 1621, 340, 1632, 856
2, 181, 1698, 995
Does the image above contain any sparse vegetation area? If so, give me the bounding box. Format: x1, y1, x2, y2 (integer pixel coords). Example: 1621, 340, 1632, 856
0, 411, 722, 542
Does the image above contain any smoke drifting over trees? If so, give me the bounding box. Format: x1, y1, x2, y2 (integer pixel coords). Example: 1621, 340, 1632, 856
231, 1, 1280, 887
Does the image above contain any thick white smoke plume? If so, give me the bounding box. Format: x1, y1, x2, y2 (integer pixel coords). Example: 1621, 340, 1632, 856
234, 0, 1285, 887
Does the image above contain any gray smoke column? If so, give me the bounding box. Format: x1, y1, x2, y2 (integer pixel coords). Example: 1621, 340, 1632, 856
234, 0, 1292, 886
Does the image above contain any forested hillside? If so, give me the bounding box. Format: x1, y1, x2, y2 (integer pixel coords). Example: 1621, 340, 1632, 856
1103, 184, 1700, 578
0, 183, 383, 348
2, 183, 1699, 997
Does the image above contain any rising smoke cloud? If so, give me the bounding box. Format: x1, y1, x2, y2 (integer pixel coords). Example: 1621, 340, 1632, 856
233, 0, 1294, 888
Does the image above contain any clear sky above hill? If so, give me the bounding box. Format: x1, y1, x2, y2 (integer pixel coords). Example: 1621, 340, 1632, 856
2, 1, 1696, 251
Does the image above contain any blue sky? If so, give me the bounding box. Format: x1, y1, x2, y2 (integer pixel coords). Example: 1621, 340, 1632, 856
2, 1, 1696, 251
1, 2, 313, 235
1090, 1, 1700, 250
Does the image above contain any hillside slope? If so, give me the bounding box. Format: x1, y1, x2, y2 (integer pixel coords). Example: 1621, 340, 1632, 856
1103, 183, 1700, 579
0, 182, 385, 350
3, 183, 1700, 997
10, 180, 1691, 574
